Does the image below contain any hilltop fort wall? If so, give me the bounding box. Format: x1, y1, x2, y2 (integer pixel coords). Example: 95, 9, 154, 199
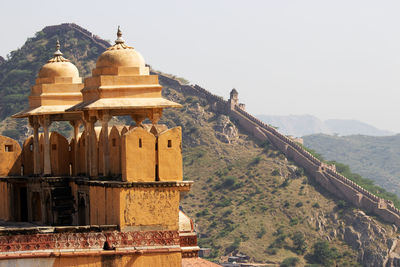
42, 23, 110, 50
155, 72, 400, 227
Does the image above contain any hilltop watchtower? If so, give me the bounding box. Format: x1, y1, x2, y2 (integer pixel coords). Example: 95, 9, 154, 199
228, 88, 246, 111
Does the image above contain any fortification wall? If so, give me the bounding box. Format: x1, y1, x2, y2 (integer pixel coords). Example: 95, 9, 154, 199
157, 73, 400, 227
227, 106, 400, 226
42, 23, 110, 50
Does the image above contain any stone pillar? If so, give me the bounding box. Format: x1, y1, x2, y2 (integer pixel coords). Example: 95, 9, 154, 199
99, 112, 112, 177
69, 120, 82, 176
40, 115, 52, 176
29, 116, 40, 175
84, 112, 98, 178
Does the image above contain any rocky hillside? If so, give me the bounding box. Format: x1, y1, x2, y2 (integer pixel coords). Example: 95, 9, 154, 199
1, 23, 400, 266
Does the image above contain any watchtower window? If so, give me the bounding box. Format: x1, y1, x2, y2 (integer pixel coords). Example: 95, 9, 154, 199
29, 144, 33, 151
52, 144, 57, 150
155, 142, 158, 151
5, 145, 13, 152
168, 140, 172, 148
139, 138, 142, 148
112, 138, 116, 147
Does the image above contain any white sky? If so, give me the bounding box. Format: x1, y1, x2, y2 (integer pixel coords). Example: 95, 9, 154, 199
1, 0, 400, 132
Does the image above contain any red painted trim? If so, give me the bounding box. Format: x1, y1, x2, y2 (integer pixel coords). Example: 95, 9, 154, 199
0, 247, 182, 260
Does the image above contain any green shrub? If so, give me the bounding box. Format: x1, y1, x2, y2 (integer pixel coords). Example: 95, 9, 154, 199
280, 179, 290, 187
256, 226, 266, 238
283, 200, 290, 208
310, 240, 338, 266
272, 168, 280, 176
295, 167, 305, 177
291, 231, 307, 254
265, 247, 278, 255
337, 200, 346, 209
312, 202, 320, 208
295, 202, 303, 208
280, 257, 300, 267
250, 156, 262, 165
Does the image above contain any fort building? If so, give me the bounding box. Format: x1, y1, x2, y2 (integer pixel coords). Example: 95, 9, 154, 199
0, 28, 217, 266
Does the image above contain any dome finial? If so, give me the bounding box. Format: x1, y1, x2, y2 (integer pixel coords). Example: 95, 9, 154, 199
48, 39, 69, 63
115, 26, 124, 44
54, 39, 63, 57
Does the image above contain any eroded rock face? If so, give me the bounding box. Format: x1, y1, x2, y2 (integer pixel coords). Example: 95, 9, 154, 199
313, 209, 400, 267
215, 115, 238, 144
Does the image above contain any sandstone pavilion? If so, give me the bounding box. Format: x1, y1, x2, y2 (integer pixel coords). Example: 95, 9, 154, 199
0, 27, 219, 267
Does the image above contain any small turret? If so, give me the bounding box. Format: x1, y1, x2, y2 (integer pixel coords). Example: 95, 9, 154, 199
228, 88, 245, 111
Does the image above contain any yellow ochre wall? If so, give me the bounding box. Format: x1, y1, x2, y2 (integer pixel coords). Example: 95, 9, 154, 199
119, 187, 180, 231
89, 186, 120, 226
88, 186, 180, 231
122, 127, 156, 182
109, 126, 122, 176
50, 132, 70, 176
0, 135, 21, 177
22, 136, 34, 176
158, 127, 183, 181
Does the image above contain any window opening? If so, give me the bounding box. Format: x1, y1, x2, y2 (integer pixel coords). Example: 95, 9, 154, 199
29, 144, 33, 152
112, 138, 116, 147
155, 142, 158, 151
52, 144, 57, 150
168, 140, 172, 148
155, 164, 159, 181
139, 138, 142, 148
5, 145, 13, 152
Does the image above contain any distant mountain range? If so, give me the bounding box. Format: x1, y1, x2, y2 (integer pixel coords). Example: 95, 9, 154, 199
256, 114, 394, 137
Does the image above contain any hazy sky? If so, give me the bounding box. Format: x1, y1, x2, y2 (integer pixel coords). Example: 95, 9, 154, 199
1, 0, 400, 132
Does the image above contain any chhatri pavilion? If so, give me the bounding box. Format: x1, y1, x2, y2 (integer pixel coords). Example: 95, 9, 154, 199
0, 27, 219, 267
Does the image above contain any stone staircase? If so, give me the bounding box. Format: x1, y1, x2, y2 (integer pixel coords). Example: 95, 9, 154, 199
50, 181, 75, 226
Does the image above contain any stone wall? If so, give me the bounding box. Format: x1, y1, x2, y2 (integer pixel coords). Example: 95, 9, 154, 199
231, 105, 400, 227
155, 72, 400, 227
42, 23, 110, 50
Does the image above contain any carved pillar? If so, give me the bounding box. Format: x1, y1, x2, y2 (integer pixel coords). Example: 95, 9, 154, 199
39, 115, 52, 176
99, 112, 112, 177
29, 116, 40, 175
84, 112, 98, 178
69, 120, 82, 176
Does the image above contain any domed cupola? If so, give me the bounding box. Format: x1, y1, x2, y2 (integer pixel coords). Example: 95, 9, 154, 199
68, 27, 181, 125
13, 40, 83, 118
95, 26, 146, 70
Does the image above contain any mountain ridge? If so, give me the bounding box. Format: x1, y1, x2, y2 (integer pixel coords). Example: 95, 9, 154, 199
257, 114, 394, 137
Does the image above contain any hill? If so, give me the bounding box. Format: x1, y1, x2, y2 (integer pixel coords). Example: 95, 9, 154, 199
257, 114, 393, 137
1, 23, 399, 266
304, 134, 400, 197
